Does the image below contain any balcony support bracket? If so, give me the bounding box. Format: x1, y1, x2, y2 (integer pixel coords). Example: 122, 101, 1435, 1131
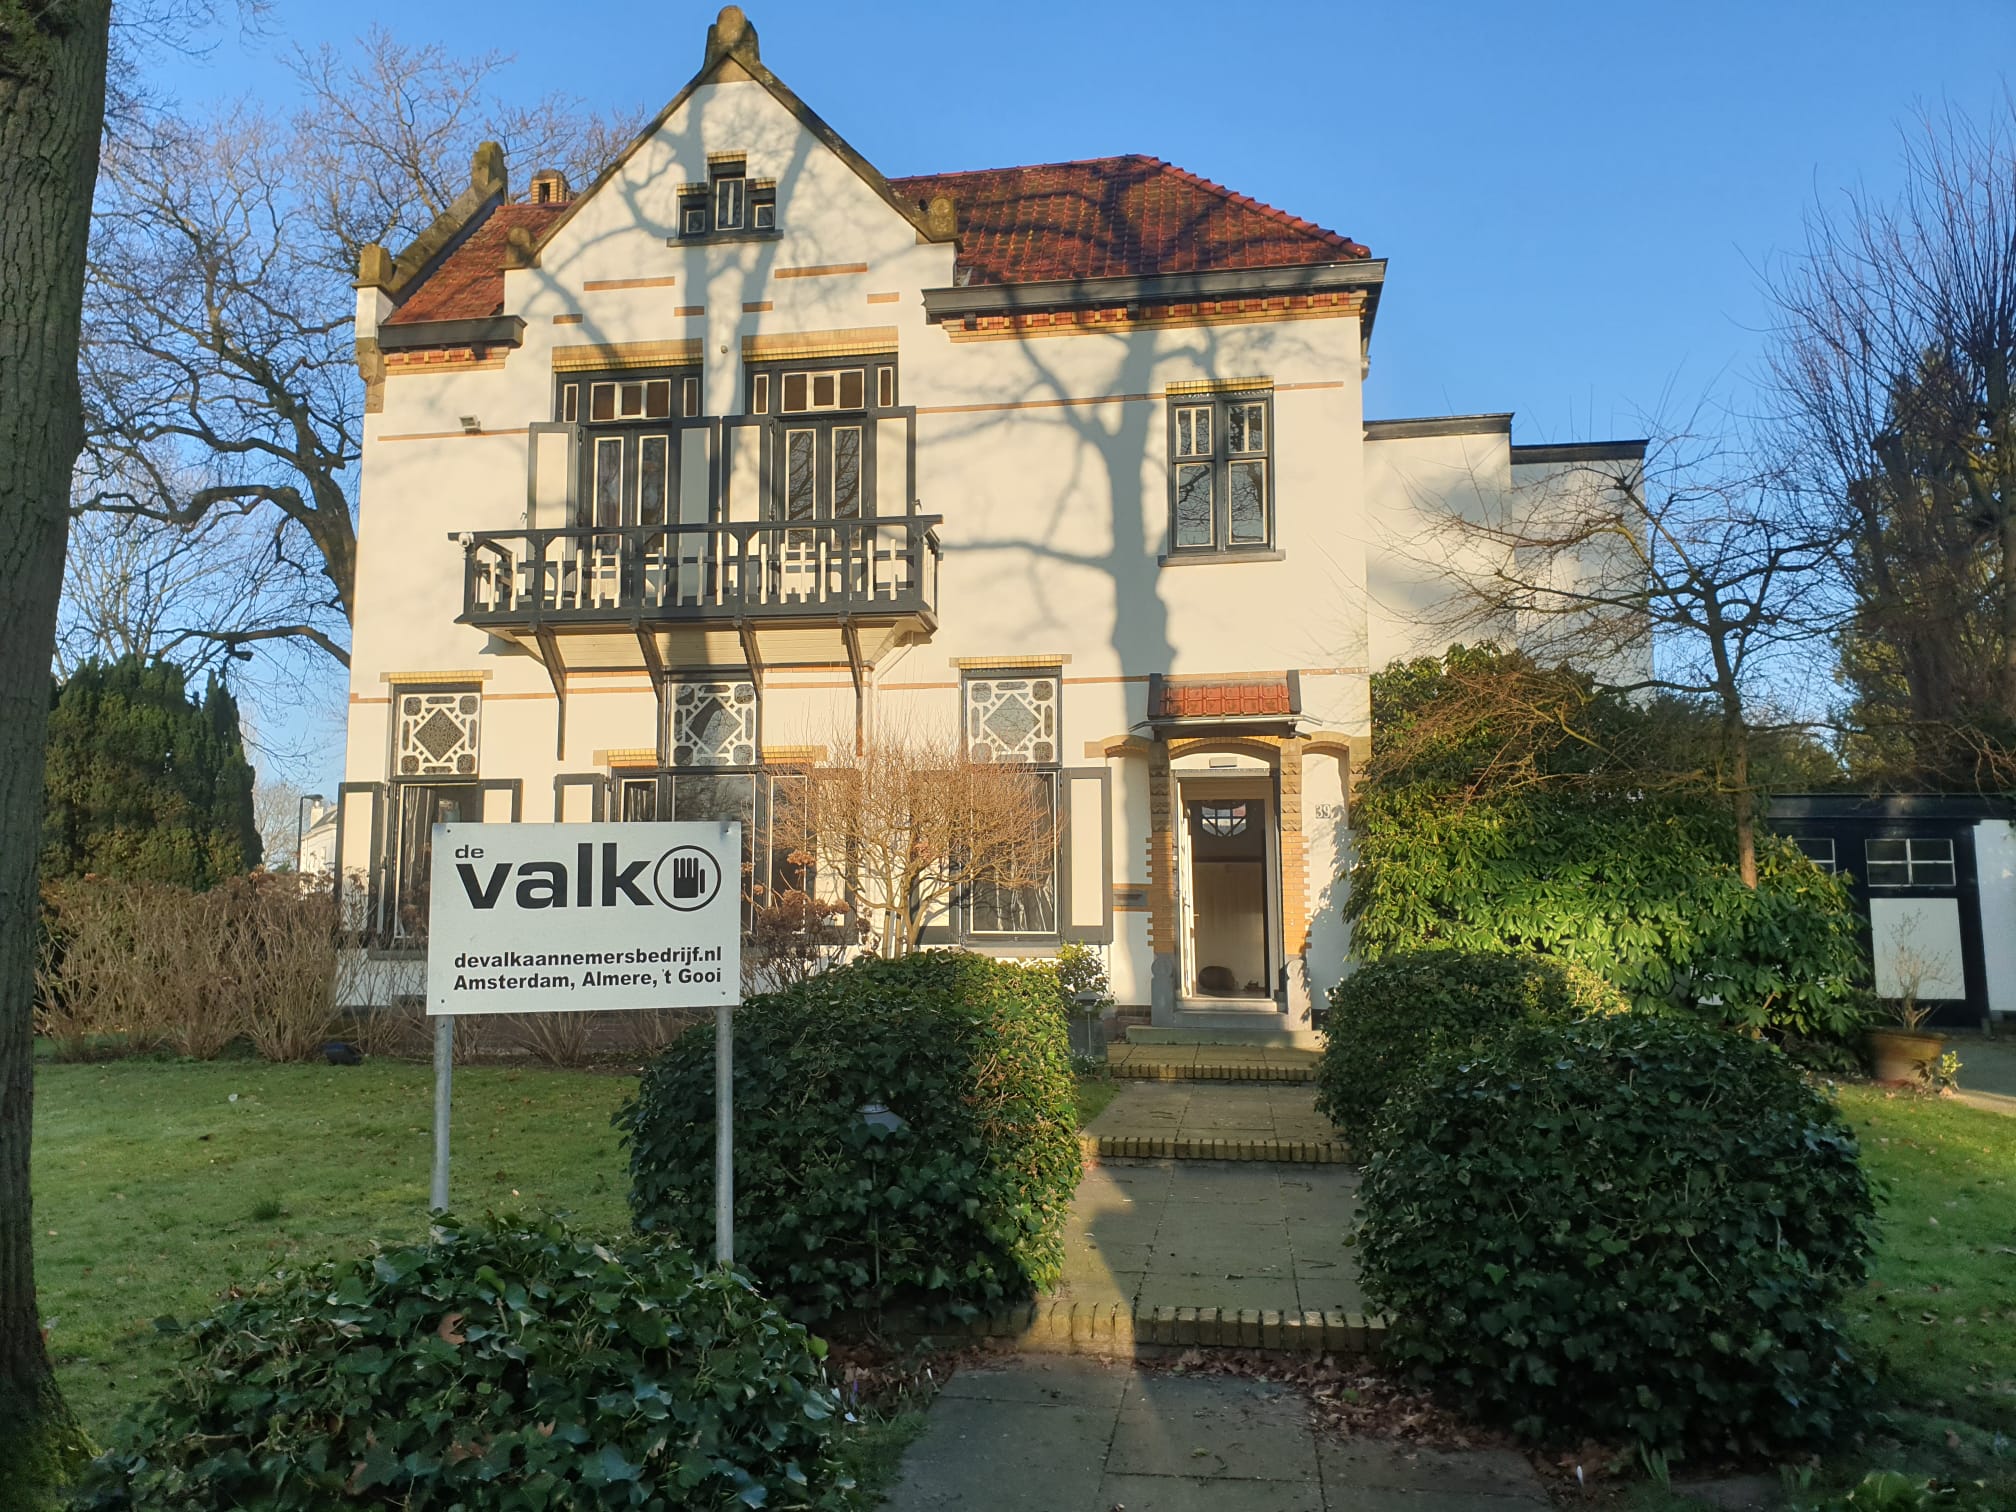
842, 615, 866, 755
633, 618, 668, 767
736, 615, 764, 690
531, 617, 567, 759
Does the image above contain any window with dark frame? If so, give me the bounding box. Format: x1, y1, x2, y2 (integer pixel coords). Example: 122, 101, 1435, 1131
679, 159, 777, 239
1168, 389, 1273, 554
556, 367, 695, 529
1864, 837, 1956, 888
962, 669, 1061, 937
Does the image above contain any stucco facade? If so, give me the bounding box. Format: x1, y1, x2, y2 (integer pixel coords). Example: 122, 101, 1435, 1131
333, 7, 1643, 1029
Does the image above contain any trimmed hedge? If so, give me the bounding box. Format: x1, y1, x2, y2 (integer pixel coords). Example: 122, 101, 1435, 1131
1315, 948, 1628, 1146
73, 1214, 853, 1510
1357, 1015, 1875, 1456
618, 950, 1081, 1325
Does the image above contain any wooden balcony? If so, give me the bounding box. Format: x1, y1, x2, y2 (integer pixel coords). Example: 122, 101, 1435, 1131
458, 516, 942, 675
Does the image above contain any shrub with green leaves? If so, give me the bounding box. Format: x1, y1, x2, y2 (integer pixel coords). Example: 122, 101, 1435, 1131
72, 1214, 854, 1510
618, 950, 1081, 1326
1348, 647, 1866, 1040
1315, 948, 1628, 1146
1358, 1015, 1875, 1457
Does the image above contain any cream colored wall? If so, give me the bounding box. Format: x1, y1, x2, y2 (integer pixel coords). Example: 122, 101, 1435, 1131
1361, 429, 1514, 670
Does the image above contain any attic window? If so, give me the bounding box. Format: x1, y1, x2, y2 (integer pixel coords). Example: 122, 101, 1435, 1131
679, 158, 777, 238
528, 168, 571, 205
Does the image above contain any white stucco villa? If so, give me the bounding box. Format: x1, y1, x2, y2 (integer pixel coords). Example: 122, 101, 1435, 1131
333, 6, 1643, 1030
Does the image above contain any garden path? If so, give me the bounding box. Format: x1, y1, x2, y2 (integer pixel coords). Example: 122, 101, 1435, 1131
1053, 1081, 1363, 1319
883, 1356, 1550, 1511
1950, 1031, 2016, 1117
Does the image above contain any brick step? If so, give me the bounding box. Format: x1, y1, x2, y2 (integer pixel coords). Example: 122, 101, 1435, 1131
1078, 1134, 1350, 1164
1109, 1060, 1317, 1084
895, 1301, 1388, 1358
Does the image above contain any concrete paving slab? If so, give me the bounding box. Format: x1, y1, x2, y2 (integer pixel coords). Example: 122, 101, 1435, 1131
1096, 1472, 1324, 1510
1109, 1372, 1320, 1483
1317, 1440, 1550, 1502
938, 1357, 1132, 1410
1136, 1274, 1306, 1313
886, 1359, 1547, 1512
883, 1395, 1113, 1510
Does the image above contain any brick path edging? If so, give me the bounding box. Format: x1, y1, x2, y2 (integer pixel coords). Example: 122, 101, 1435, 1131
1078, 1134, 1351, 1164
891, 1301, 1388, 1359
1109, 1061, 1317, 1083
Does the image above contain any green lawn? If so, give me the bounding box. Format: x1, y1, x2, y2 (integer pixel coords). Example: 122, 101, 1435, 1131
1834, 1085, 2016, 1461
32, 1058, 634, 1435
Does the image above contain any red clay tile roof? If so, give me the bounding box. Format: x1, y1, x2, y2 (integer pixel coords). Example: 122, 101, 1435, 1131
1152, 678, 1296, 721
888, 156, 1369, 286
384, 203, 568, 326
384, 157, 1369, 324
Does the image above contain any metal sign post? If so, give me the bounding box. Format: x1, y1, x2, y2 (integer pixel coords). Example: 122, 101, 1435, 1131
424, 821, 742, 1232
715, 998, 733, 1264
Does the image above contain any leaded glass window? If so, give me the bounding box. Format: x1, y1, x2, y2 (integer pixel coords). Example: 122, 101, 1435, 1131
395, 689, 480, 777
1167, 389, 1273, 553
670, 680, 757, 767
964, 673, 1058, 765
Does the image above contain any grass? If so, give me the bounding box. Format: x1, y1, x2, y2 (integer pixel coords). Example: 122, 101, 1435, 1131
1075, 1070, 1118, 1127
32, 1058, 633, 1435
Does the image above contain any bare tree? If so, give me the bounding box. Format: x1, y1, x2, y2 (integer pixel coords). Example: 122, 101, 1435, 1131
1411, 426, 1836, 886
775, 723, 1061, 957
75, 31, 630, 671
1, 0, 114, 1486
1765, 103, 2016, 772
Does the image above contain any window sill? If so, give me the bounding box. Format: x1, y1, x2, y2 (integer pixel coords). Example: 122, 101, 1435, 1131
664, 229, 783, 248
1158, 548, 1285, 568
958, 939, 1062, 956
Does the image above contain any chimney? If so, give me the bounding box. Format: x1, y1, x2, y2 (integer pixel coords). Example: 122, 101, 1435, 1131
528, 168, 572, 206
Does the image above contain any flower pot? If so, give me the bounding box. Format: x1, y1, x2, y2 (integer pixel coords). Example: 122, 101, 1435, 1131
1866, 1027, 1945, 1084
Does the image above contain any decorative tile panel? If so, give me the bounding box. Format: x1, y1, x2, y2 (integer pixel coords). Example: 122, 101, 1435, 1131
966, 674, 1058, 765
671, 680, 758, 767
395, 689, 480, 777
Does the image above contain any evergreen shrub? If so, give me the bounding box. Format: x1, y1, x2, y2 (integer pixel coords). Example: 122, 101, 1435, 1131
1315, 948, 1627, 1146
1358, 1015, 1875, 1457
618, 951, 1081, 1325
74, 1215, 854, 1510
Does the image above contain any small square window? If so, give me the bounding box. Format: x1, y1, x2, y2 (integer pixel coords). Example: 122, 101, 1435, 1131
753, 200, 775, 230
1865, 837, 1956, 888
782, 373, 807, 412
1175, 405, 1213, 458
751, 373, 770, 415
589, 383, 616, 422
839, 370, 864, 410
682, 199, 708, 237
682, 376, 701, 418
812, 373, 836, 408
561, 384, 579, 423
620, 382, 645, 418
644, 380, 672, 419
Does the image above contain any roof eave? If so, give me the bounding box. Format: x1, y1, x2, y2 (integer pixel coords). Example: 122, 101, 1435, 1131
921, 259, 1385, 321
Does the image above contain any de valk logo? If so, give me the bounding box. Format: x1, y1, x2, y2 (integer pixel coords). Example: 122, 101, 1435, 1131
455, 841, 722, 913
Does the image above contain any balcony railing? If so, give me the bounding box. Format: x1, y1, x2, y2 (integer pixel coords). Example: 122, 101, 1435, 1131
460, 516, 943, 625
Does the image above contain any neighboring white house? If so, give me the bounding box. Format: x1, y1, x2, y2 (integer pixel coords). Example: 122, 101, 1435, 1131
333, 6, 1645, 1029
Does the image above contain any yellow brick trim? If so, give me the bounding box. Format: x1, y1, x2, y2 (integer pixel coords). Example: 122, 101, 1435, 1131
380, 670, 494, 685
583, 275, 678, 292
598, 748, 657, 768
741, 325, 899, 362
773, 262, 868, 280
553, 339, 703, 372
950, 654, 1071, 670
761, 744, 829, 765
1165, 376, 1274, 396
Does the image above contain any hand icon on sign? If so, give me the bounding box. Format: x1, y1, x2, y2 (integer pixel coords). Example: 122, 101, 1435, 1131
671, 854, 704, 900
652, 845, 721, 911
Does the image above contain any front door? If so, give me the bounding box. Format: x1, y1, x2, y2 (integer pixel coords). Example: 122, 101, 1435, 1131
1181, 788, 1275, 999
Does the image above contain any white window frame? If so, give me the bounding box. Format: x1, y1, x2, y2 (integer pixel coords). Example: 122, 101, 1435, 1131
1864, 836, 1956, 889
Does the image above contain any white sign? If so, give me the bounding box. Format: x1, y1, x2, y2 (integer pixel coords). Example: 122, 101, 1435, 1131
426, 822, 741, 1016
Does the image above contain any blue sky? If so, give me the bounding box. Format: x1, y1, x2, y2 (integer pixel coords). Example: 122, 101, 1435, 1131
146, 1, 2013, 787
163, 0, 2015, 442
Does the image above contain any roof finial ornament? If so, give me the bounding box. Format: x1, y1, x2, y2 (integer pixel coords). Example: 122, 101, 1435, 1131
925, 195, 956, 240
706, 6, 760, 67
470, 140, 506, 200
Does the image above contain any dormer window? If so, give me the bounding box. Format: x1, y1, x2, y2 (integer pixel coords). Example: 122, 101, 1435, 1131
678, 156, 778, 239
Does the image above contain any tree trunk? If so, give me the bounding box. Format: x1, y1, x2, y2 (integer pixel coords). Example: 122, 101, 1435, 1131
1729, 716, 1758, 891
0, 0, 113, 1489
2001, 501, 2016, 723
